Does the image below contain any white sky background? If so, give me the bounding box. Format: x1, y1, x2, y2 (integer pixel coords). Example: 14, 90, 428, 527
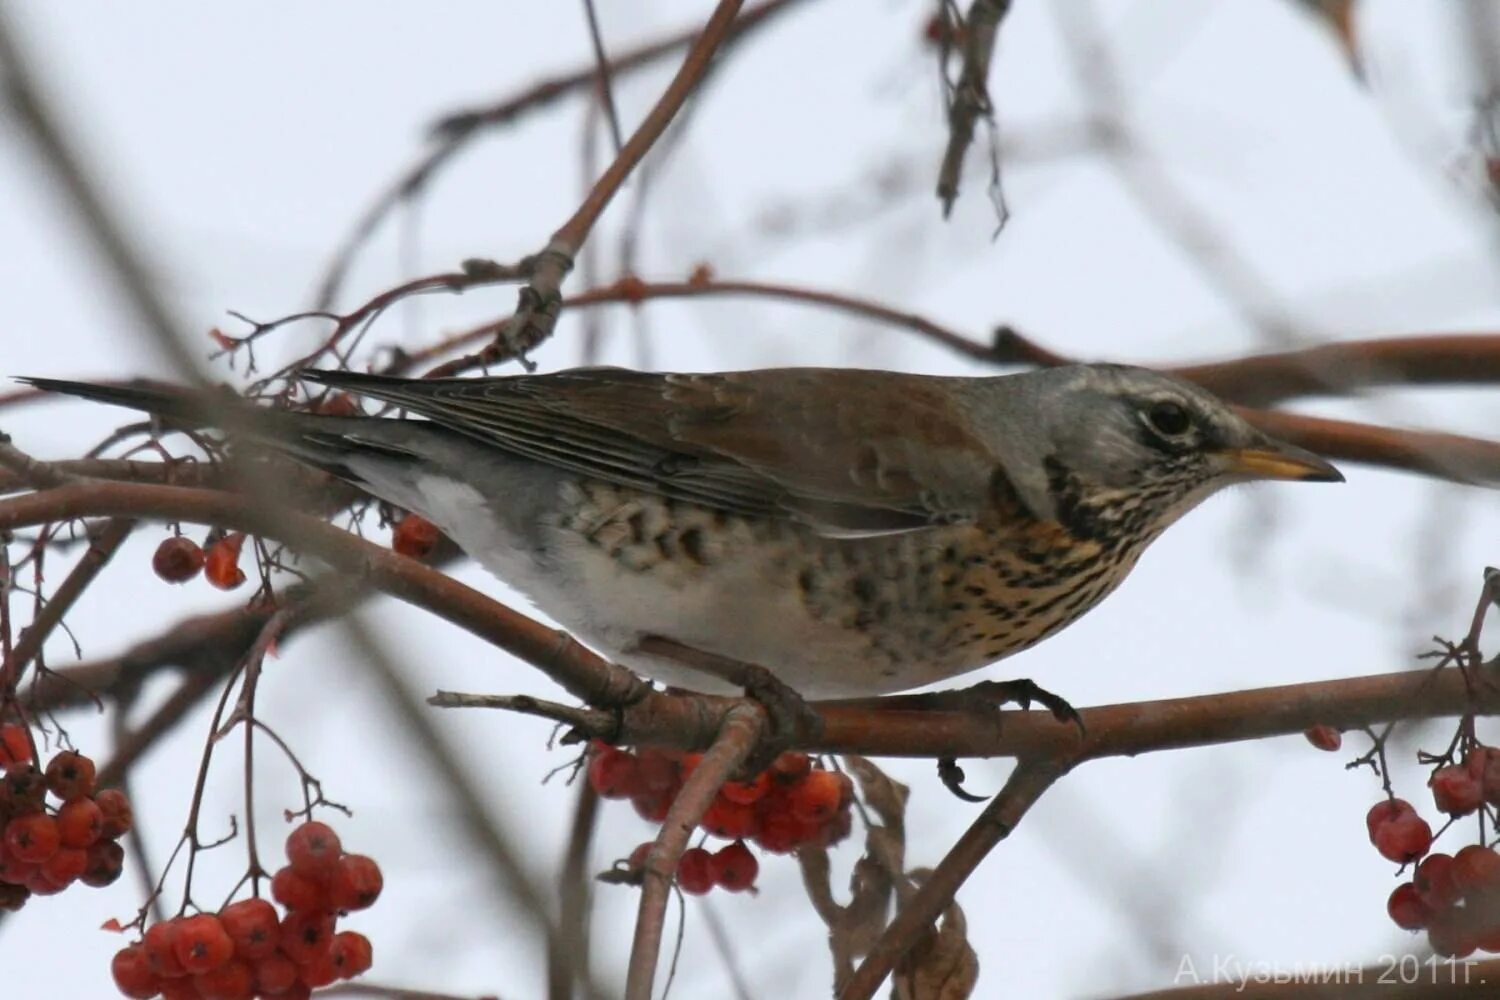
2, 0, 1499, 997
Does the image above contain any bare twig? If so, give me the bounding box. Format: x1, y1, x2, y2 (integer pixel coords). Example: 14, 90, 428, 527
580, 0, 624, 156
457, 0, 749, 369
838, 758, 1069, 1000
624, 702, 765, 1000
935, 0, 1013, 217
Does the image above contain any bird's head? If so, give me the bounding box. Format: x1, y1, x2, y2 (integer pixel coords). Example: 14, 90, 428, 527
977, 364, 1342, 540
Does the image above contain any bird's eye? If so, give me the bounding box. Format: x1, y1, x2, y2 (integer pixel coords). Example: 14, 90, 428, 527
1143, 400, 1192, 438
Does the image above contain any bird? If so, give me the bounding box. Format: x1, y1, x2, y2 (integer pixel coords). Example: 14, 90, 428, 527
23, 364, 1341, 699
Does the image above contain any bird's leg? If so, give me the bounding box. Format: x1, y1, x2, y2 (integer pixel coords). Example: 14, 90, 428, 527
633, 636, 824, 773
839, 677, 1083, 732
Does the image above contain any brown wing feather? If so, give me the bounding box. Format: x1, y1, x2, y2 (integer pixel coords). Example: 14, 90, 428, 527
304, 367, 1000, 533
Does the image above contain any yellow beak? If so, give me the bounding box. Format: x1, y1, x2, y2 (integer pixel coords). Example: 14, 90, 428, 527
1220, 444, 1344, 482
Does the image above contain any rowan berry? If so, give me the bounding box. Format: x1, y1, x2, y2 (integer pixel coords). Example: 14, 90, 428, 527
634, 748, 681, 794
1366, 798, 1416, 841
159, 980, 202, 1000
57, 796, 103, 847
194, 957, 254, 1000
708, 841, 758, 892
720, 772, 771, 805
1415, 854, 1460, 910
0, 724, 31, 771
701, 797, 757, 840
271, 865, 327, 913
204, 534, 247, 590
588, 748, 640, 799
676, 847, 714, 895
298, 950, 339, 988
1431, 766, 1484, 817
143, 918, 187, 978
81, 838, 125, 887
251, 951, 299, 995
1, 765, 46, 814
392, 513, 441, 559
1429, 908, 1480, 958
330, 930, 373, 978
1388, 881, 1431, 930
45, 749, 96, 802
631, 789, 674, 823
153, 536, 206, 583
1374, 811, 1433, 864
285, 820, 342, 880
770, 751, 812, 782
753, 811, 805, 854
174, 913, 236, 974
5, 813, 60, 863
112, 943, 164, 999
41, 845, 86, 885
96, 788, 135, 838
1302, 725, 1341, 752
279, 910, 336, 965
788, 769, 843, 824
1453, 845, 1500, 895
329, 853, 382, 911
220, 897, 281, 960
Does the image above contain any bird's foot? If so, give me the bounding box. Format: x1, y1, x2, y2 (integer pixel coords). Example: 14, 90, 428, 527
869, 678, 1083, 732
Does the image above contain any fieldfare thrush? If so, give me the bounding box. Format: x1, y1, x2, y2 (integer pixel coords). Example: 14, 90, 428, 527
25, 364, 1341, 698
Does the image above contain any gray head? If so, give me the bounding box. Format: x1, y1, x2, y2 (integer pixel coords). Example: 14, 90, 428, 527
970, 363, 1342, 538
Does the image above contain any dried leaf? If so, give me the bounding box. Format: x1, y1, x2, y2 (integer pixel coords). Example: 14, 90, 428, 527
892, 894, 980, 1000
844, 755, 909, 832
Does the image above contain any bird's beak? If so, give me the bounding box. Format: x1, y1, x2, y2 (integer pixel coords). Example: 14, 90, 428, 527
1219, 441, 1345, 483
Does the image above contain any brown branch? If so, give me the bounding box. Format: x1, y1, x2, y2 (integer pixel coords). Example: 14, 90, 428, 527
549, 779, 601, 1000
624, 703, 765, 1000
838, 758, 1068, 1000
936, 0, 1013, 216
458, 0, 749, 368
315, 0, 801, 310
579, 0, 624, 156
1, 516, 134, 695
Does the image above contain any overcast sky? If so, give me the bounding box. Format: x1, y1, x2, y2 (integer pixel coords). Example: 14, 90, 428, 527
3, 1, 1500, 997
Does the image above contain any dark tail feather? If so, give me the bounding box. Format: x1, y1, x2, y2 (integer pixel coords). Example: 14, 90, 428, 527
17, 377, 242, 429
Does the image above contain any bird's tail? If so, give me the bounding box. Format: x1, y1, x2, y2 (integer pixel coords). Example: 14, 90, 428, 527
19, 377, 251, 429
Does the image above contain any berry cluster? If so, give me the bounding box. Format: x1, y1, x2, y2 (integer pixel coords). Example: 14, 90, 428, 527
110, 821, 381, 999
0, 726, 130, 910
589, 744, 854, 894
1371, 746, 1500, 956
153, 535, 247, 590
627, 839, 759, 895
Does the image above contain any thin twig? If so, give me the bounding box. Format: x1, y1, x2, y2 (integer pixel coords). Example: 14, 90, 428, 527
580, 0, 625, 156
837, 757, 1069, 1000
623, 702, 765, 1000
935, 0, 1013, 217
549, 779, 601, 1000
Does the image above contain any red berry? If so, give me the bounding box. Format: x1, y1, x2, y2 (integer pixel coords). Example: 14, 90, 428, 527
96, 788, 135, 838
1432, 766, 1484, 817
0, 765, 45, 814
5, 813, 59, 863
1415, 854, 1460, 910
159, 981, 201, 1000
285, 821, 342, 880
204, 534, 247, 590
45, 750, 96, 802
297, 950, 339, 988
279, 911, 336, 965
770, 751, 812, 782
329, 853, 383, 911
270, 865, 327, 913
1429, 907, 1481, 958
143, 918, 187, 978
330, 930, 373, 978
1453, 845, 1500, 896
0, 724, 31, 771
752, 810, 805, 854
153, 536, 205, 583
1302, 725, 1342, 752
41, 845, 86, 885
220, 897, 281, 960
720, 772, 771, 805
588, 748, 641, 799
112, 943, 164, 999
251, 951, 299, 994
676, 847, 714, 895
1374, 811, 1433, 864
788, 770, 843, 825
24, 865, 67, 896
701, 797, 758, 841
392, 514, 441, 560
634, 748, 681, 794
57, 797, 104, 847
194, 957, 254, 1000
174, 913, 236, 974
631, 789, 674, 823
1366, 798, 1416, 841
81, 838, 125, 887
1388, 881, 1432, 930
708, 841, 758, 892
